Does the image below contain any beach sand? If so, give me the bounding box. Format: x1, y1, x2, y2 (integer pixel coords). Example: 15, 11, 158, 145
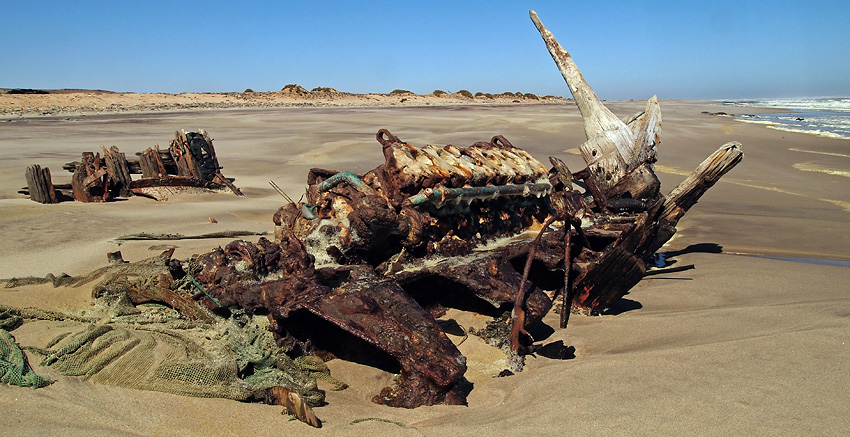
1, 100, 849, 435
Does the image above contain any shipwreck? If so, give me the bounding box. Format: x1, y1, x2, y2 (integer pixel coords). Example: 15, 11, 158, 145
9, 11, 743, 416
146, 11, 742, 408
23, 128, 242, 203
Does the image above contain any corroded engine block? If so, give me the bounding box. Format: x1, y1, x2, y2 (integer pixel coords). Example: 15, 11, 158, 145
277, 130, 553, 266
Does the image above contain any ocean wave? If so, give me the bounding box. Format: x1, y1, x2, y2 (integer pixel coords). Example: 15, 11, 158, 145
726, 98, 850, 140
724, 97, 850, 112
765, 125, 849, 139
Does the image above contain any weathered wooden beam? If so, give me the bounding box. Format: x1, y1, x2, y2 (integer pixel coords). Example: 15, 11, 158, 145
548, 156, 573, 190
661, 142, 744, 224
24, 164, 58, 204
645, 142, 744, 254
198, 129, 222, 172
102, 145, 133, 197
81, 167, 108, 187
530, 10, 634, 192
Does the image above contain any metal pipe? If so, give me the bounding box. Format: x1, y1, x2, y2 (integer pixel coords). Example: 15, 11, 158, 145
406, 183, 552, 209
317, 171, 375, 195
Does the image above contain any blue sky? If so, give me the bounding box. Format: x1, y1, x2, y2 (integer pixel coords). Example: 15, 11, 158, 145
2, 1, 848, 100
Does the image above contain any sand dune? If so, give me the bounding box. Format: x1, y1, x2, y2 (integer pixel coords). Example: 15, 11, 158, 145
0, 88, 564, 118
1, 101, 849, 435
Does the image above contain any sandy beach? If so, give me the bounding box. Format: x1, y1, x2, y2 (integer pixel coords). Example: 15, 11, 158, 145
1, 98, 849, 435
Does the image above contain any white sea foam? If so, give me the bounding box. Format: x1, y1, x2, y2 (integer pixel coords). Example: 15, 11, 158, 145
725, 97, 850, 112
724, 98, 850, 140
766, 125, 849, 140
735, 118, 776, 126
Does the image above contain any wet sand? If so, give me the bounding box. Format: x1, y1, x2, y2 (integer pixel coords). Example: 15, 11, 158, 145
1, 101, 849, 435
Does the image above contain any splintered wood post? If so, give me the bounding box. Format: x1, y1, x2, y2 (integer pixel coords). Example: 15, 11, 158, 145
625, 95, 662, 170
530, 10, 634, 192
102, 145, 133, 197
25, 164, 58, 204
548, 156, 573, 189
170, 130, 202, 180
646, 141, 744, 254
138, 147, 168, 178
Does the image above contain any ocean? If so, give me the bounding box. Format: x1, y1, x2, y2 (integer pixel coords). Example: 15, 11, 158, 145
722, 97, 850, 140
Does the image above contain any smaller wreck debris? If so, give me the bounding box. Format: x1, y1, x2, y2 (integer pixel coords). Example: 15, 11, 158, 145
21, 129, 242, 203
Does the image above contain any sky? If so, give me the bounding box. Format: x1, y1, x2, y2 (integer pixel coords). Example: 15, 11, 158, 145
2, 1, 849, 100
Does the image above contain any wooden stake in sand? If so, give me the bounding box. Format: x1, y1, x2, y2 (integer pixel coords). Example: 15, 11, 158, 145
24, 164, 58, 204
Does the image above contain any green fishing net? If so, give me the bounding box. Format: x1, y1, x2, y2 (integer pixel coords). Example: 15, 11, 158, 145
0, 302, 345, 407
1, 328, 51, 388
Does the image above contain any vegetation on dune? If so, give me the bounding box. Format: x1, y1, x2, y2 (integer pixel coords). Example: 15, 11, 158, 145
7, 88, 49, 95
390, 89, 414, 95
432, 90, 447, 97
281, 84, 309, 94
456, 89, 474, 99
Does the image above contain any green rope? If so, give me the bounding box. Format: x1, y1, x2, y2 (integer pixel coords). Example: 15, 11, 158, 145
188, 275, 222, 308
295, 355, 348, 391
349, 418, 415, 429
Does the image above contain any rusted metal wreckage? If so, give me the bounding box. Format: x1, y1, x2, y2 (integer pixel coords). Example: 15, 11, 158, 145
25, 12, 744, 409
182, 11, 741, 408
24, 129, 243, 203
